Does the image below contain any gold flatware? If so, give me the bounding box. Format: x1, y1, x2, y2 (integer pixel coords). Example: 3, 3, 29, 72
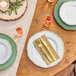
33, 35, 59, 65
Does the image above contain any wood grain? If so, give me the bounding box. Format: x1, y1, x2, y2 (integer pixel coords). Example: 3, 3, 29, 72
17, 0, 76, 75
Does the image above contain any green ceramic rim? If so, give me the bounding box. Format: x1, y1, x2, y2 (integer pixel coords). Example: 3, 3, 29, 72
54, 0, 76, 30
0, 33, 17, 70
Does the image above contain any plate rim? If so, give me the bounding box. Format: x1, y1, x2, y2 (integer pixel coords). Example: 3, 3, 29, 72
0, 33, 17, 70
54, 0, 76, 30
59, 1, 76, 25
27, 30, 64, 68
0, 39, 12, 64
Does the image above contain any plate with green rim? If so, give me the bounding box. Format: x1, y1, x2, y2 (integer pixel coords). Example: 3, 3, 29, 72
0, 33, 17, 70
54, 0, 76, 30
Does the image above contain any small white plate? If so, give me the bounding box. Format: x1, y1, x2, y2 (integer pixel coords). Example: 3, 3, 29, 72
59, 1, 76, 25
27, 31, 64, 68
0, 38, 12, 64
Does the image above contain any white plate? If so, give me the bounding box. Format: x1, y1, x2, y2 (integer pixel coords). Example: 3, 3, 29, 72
0, 38, 12, 64
27, 31, 64, 68
59, 1, 76, 25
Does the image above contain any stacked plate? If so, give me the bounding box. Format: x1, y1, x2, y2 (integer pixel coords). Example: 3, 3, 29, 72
54, 0, 76, 30
27, 31, 64, 68
0, 33, 17, 70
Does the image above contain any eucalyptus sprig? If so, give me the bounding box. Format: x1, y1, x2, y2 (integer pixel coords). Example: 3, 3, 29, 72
0, 0, 24, 15
9, 0, 23, 15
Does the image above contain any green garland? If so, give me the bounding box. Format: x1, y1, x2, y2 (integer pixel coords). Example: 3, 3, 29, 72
0, 0, 24, 15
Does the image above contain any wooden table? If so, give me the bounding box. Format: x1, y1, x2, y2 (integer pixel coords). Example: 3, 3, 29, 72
17, 0, 76, 75
17, 55, 74, 76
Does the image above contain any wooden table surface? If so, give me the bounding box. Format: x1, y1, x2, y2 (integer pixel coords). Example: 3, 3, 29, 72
17, 0, 76, 75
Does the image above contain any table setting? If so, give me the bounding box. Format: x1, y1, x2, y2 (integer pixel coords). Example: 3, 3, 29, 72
17, 0, 76, 76
0, 0, 37, 76
54, 0, 76, 30
1, 0, 76, 76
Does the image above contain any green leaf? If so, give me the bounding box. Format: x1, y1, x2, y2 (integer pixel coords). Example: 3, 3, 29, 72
14, 8, 17, 15
0, 0, 24, 15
